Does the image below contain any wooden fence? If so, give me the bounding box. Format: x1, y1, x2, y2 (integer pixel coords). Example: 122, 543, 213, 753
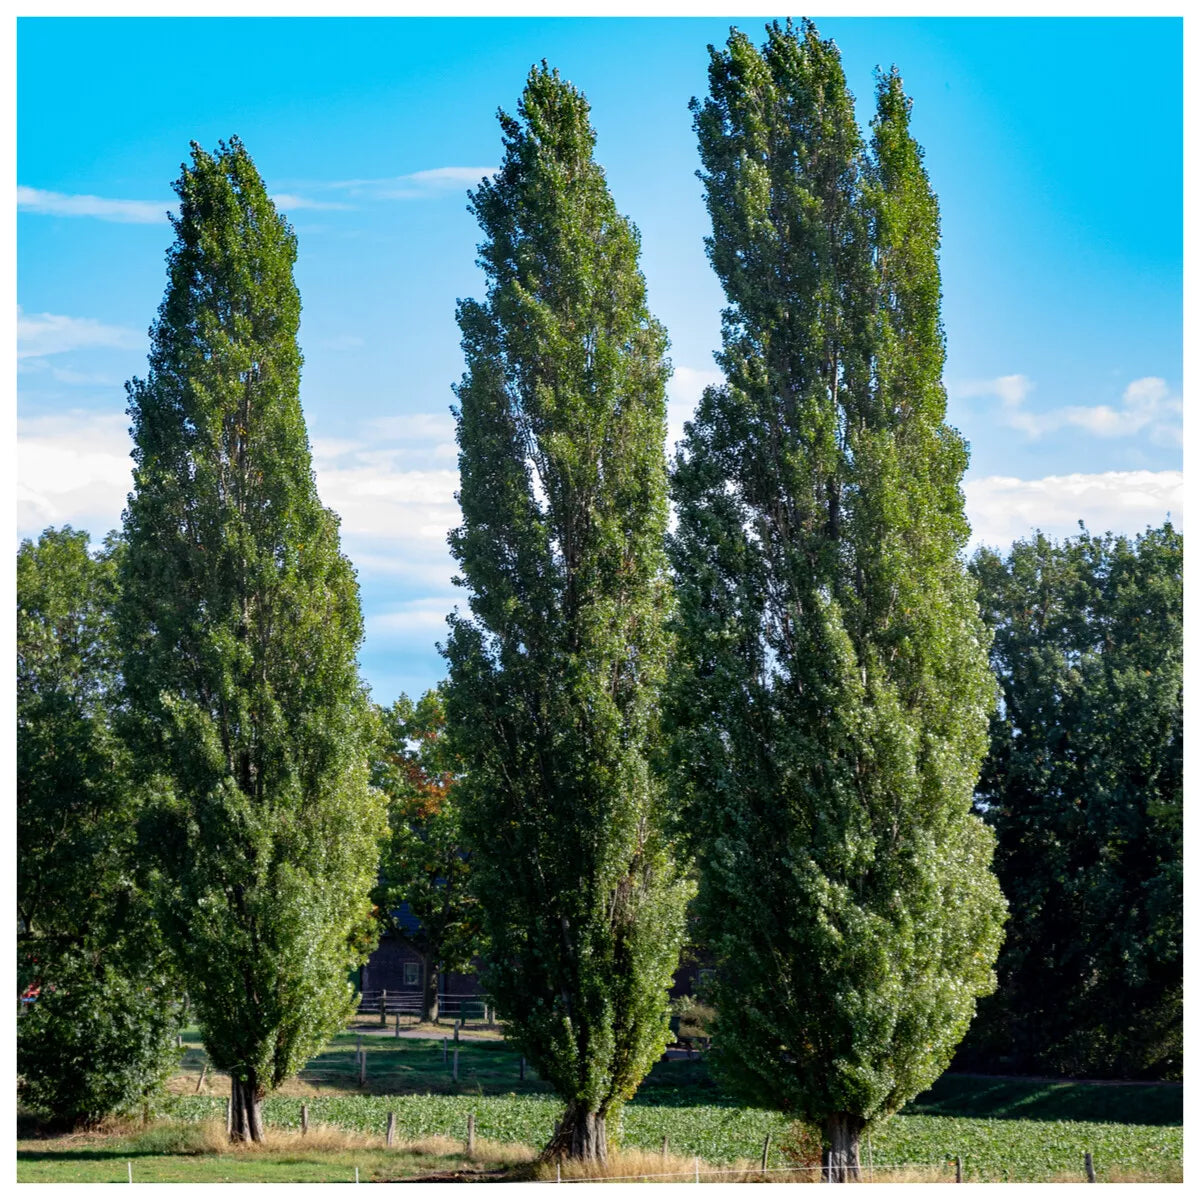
355, 989, 492, 1021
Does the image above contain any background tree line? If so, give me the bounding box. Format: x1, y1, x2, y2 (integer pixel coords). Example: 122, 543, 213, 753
17, 18, 1181, 1175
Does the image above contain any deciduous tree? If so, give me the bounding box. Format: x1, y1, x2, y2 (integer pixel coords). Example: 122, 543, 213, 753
17, 527, 183, 1126
372, 690, 481, 1023
117, 138, 385, 1142
966, 524, 1182, 1079
669, 22, 1005, 1179
445, 65, 692, 1163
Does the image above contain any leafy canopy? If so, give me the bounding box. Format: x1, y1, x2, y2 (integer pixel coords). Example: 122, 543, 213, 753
18, 527, 183, 1127
445, 64, 693, 1153
670, 20, 1005, 1139
372, 689, 482, 980
117, 137, 385, 1116
967, 523, 1182, 1079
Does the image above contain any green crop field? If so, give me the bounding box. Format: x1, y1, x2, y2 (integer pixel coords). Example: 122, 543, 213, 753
155, 1089, 1181, 1182
18, 1029, 1182, 1183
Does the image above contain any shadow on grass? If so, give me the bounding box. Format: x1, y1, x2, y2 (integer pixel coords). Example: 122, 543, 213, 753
17, 1149, 181, 1163
904, 1074, 1182, 1126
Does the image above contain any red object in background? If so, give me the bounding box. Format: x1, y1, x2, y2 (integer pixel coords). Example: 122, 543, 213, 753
20, 984, 41, 1004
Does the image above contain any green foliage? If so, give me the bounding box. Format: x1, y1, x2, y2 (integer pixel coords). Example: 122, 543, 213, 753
18, 527, 124, 958
965, 523, 1182, 1079
669, 20, 1005, 1137
17, 527, 183, 1126
444, 64, 693, 1140
116, 137, 386, 1112
17, 953, 181, 1127
372, 690, 481, 985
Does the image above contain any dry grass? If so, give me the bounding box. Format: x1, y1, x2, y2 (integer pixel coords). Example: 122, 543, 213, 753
525, 1151, 964, 1184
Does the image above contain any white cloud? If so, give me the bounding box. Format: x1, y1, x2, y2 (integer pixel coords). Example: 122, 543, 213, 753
321, 165, 498, 201
17, 307, 143, 359
666, 365, 723, 453
18, 357, 120, 387
17, 411, 134, 540
367, 598, 458, 639
964, 469, 1183, 551
956, 373, 1181, 444
269, 192, 353, 212
312, 422, 461, 589
402, 167, 496, 188
18, 185, 169, 224
15, 408, 465, 586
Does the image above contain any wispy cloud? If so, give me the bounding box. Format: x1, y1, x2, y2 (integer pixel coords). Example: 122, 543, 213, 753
309, 412, 461, 587
19, 184, 350, 223
956, 374, 1181, 444
270, 192, 353, 212
368, 598, 458, 639
17, 307, 143, 359
18, 185, 170, 224
18, 357, 121, 387
964, 469, 1183, 551
317, 165, 498, 201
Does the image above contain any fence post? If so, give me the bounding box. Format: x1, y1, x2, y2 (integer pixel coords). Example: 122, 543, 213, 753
866, 1132, 873, 1183
955, 1155, 963, 1183
442, 1036, 448, 1063
195, 1062, 208, 1094
225, 1097, 232, 1136
356, 1034, 362, 1058
694, 1156, 700, 1183
454, 1019, 460, 1043
395, 1012, 401, 1038
176, 1033, 183, 1049
662, 1135, 669, 1159
1085, 1152, 1096, 1183
301, 1103, 309, 1135
386, 1111, 396, 1147
467, 1112, 476, 1153
359, 1049, 366, 1087
453, 1046, 459, 1082
380, 990, 388, 1026
556, 1162, 561, 1184
761, 1132, 771, 1171
519, 1055, 525, 1081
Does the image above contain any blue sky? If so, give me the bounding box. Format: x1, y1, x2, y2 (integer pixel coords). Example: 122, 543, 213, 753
16, 15, 1183, 704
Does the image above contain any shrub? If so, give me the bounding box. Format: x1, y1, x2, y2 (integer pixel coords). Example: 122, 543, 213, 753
18, 953, 183, 1128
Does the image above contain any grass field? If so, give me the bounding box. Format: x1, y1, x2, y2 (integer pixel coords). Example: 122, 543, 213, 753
17, 1028, 1183, 1183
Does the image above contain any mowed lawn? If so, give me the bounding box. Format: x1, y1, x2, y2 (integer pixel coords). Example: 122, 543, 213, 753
18, 1029, 1182, 1183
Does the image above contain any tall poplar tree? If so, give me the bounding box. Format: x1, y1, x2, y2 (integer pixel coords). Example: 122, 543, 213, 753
445, 65, 692, 1163
117, 138, 385, 1142
669, 23, 1005, 1179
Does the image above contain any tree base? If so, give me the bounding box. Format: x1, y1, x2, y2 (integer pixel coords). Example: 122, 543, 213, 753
822, 1112, 865, 1182
541, 1102, 607, 1163
230, 1077, 265, 1143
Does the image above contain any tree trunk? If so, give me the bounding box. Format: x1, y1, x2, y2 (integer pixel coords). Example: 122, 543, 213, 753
422, 957, 440, 1024
822, 1112, 865, 1182
541, 1100, 607, 1163
230, 1075, 265, 1143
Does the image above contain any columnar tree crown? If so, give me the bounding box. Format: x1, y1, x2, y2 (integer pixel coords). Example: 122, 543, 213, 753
669, 22, 1006, 1171
445, 65, 692, 1161
117, 138, 384, 1140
